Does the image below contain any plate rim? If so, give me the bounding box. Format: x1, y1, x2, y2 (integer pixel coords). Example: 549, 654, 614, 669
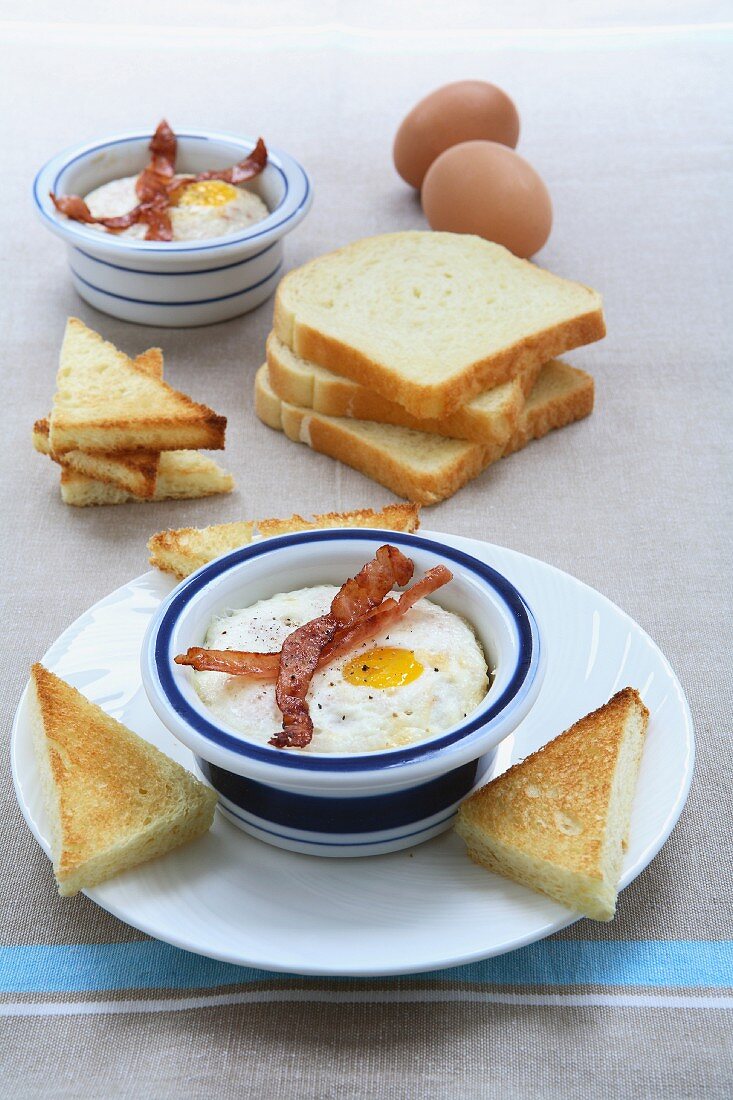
10, 531, 695, 976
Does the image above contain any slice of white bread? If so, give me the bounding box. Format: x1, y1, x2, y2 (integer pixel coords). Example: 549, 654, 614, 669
34, 347, 164, 497
28, 664, 217, 896
60, 451, 234, 507
49, 318, 226, 454
274, 232, 604, 418
455, 688, 649, 921
147, 503, 420, 579
267, 332, 540, 446
255, 360, 594, 504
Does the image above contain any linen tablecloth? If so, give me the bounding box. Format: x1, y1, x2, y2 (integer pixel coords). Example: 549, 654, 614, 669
1, 5, 731, 1096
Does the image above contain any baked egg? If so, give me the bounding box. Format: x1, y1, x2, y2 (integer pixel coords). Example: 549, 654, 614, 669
83, 175, 269, 241
193, 585, 489, 753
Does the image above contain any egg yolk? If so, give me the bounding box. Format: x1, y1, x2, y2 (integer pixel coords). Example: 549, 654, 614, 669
342, 647, 424, 689
176, 180, 239, 208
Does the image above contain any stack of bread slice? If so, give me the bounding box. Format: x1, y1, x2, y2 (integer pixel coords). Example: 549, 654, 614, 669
255, 232, 604, 504
33, 319, 234, 506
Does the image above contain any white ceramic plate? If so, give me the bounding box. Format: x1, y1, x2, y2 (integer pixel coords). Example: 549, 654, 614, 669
11, 534, 694, 976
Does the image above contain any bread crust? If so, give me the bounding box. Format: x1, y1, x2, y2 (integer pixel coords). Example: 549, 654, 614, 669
280, 308, 604, 420
147, 505, 421, 578
257, 503, 420, 538
255, 361, 595, 504
33, 417, 160, 497
50, 415, 227, 456
281, 404, 487, 505
60, 452, 234, 507
266, 332, 536, 446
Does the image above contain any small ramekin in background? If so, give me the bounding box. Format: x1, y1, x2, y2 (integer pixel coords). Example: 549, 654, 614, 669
33, 129, 312, 327
141, 530, 545, 857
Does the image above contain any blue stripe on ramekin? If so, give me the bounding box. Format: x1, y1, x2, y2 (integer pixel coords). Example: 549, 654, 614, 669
152, 530, 539, 773
197, 757, 479, 833
33, 133, 311, 254
69, 261, 283, 306
218, 802, 459, 847
72, 238, 279, 276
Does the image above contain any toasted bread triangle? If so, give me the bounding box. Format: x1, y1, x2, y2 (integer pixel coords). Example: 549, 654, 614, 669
146, 503, 421, 579
34, 416, 161, 495
33, 345, 163, 496
455, 688, 649, 921
49, 319, 226, 454
29, 664, 217, 896
59, 450, 234, 506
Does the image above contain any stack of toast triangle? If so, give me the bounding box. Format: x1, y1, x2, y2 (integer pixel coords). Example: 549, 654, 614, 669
255, 232, 604, 504
33, 319, 234, 506
455, 688, 649, 921
29, 664, 217, 896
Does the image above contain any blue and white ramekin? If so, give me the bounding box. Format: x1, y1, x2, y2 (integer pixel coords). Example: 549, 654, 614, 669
33, 129, 312, 327
141, 531, 545, 856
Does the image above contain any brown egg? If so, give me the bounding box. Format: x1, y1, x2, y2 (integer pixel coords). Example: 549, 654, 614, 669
421, 140, 552, 258
393, 80, 520, 189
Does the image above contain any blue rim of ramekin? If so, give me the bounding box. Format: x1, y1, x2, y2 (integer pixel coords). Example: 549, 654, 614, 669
146, 530, 541, 775
32, 130, 311, 256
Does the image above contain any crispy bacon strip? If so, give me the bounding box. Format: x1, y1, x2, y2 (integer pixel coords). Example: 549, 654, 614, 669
320, 566, 451, 667
50, 121, 267, 243
139, 196, 174, 241
50, 193, 141, 229
195, 137, 268, 184
175, 647, 279, 677
175, 602, 396, 678
50, 192, 174, 242
129, 120, 177, 239
135, 119, 177, 201
174, 566, 453, 685
273, 545, 413, 748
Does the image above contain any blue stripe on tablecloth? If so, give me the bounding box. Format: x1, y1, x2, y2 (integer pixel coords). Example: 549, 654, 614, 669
1, 940, 731, 994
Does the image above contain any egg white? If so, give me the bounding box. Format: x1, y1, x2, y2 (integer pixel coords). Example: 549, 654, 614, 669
193, 585, 489, 754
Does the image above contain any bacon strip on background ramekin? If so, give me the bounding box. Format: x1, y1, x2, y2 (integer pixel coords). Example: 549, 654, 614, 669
194, 138, 268, 185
